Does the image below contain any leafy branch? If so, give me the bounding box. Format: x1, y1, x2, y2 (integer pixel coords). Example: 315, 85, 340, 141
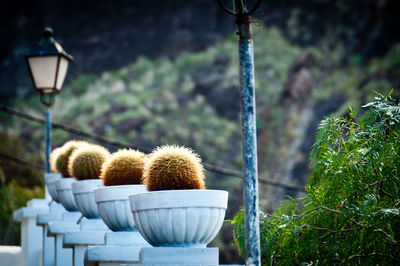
293, 205, 364, 227
233, 92, 400, 265
299, 224, 361, 233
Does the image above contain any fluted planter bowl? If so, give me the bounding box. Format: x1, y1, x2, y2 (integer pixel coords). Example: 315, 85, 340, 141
72, 179, 104, 219
45, 173, 62, 202
95, 185, 147, 231
129, 189, 228, 248
55, 178, 79, 212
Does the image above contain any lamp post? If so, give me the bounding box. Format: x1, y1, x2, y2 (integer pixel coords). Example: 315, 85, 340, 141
25, 27, 73, 174
218, 1, 261, 265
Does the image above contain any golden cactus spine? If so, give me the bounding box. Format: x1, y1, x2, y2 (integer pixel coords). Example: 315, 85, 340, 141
143, 145, 205, 191
49, 146, 63, 173
68, 145, 110, 180
100, 149, 147, 186
55, 140, 89, 177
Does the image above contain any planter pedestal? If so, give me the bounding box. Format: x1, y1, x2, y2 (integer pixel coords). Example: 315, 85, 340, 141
63, 218, 108, 266
64, 230, 106, 266
78, 218, 108, 231
36, 202, 66, 266
85, 231, 150, 266
48, 211, 81, 266
13, 199, 49, 266
128, 190, 228, 266
139, 247, 219, 265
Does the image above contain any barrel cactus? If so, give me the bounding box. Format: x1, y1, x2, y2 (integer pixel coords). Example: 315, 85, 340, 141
143, 145, 205, 191
49, 146, 63, 173
68, 144, 110, 180
55, 140, 89, 177
100, 149, 147, 186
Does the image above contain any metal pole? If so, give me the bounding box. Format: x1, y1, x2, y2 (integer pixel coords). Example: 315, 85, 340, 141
45, 107, 52, 173
237, 11, 261, 266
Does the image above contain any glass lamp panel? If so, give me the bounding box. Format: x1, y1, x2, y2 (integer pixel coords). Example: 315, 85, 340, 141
27, 56, 58, 91
55, 56, 69, 90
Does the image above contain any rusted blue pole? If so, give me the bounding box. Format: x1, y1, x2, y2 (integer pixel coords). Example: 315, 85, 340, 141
45, 107, 52, 173
237, 12, 261, 266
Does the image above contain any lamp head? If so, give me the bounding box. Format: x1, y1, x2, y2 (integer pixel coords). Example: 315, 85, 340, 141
25, 27, 73, 95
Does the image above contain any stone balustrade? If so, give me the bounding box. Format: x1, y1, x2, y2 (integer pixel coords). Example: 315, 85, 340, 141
9, 179, 231, 266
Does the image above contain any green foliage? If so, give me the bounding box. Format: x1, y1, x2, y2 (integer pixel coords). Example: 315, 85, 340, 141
2, 25, 399, 259
67, 74, 98, 94
233, 94, 400, 264
0, 181, 44, 244
0, 132, 43, 187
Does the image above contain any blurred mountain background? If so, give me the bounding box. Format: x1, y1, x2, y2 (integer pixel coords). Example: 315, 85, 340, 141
1, 0, 400, 263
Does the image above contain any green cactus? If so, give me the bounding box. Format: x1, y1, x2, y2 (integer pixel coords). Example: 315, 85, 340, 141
68, 145, 110, 180
143, 145, 206, 191
49, 146, 63, 173
55, 140, 89, 177
100, 149, 147, 186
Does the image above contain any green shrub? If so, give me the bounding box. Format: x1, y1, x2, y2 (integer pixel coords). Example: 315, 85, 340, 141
0, 181, 44, 244
233, 92, 400, 265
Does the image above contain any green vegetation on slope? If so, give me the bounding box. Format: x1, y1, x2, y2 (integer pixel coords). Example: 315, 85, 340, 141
7, 27, 399, 190
0, 180, 44, 244
1, 26, 399, 260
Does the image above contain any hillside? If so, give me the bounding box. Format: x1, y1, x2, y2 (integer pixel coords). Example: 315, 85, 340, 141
1, 0, 400, 263
2, 25, 399, 262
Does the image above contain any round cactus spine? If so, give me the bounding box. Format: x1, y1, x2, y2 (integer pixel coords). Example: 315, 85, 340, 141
143, 145, 206, 191
55, 140, 89, 177
68, 145, 110, 180
100, 149, 147, 186
49, 146, 63, 173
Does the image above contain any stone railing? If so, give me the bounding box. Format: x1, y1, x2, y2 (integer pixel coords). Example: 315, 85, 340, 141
11, 174, 232, 266
0, 245, 23, 265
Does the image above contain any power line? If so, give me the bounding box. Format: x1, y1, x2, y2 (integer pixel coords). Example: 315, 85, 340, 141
0, 105, 306, 192
0, 105, 137, 150
0, 152, 45, 170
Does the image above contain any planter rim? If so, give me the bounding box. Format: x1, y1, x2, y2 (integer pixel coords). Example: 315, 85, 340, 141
55, 177, 77, 191
130, 189, 228, 211
95, 184, 147, 202
72, 179, 103, 194
45, 173, 62, 184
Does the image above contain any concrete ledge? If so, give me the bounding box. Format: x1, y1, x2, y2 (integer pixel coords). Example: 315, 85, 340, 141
13, 206, 49, 221
13, 199, 50, 221
80, 218, 108, 231
63, 231, 106, 247
27, 199, 50, 208
37, 212, 63, 225
86, 246, 142, 262
105, 231, 150, 246
0, 245, 23, 266
62, 211, 82, 222
140, 247, 219, 265
48, 221, 79, 236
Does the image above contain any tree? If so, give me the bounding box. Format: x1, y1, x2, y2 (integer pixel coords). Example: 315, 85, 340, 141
233, 92, 400, 265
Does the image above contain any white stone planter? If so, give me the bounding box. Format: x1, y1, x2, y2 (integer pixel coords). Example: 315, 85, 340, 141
55, 178, 79, 212
72, 179, 104, 219
129, 189, 228, 248
95, 185, 147, 231
45, 173, 62, 203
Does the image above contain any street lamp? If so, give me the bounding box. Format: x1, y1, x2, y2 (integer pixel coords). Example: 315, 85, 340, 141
25, 27, 73, 173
